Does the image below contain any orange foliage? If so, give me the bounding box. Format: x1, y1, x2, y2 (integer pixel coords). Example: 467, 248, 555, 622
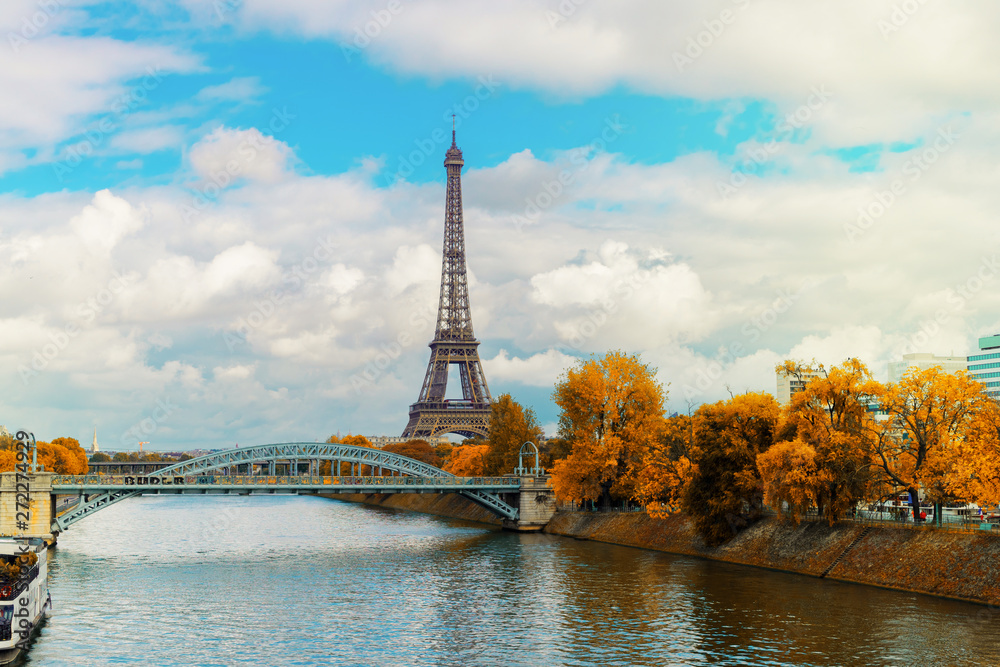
952, 401, 1000, 506
482, 394, 544, 476
381, 440, 442, 468
875, 367, 992, 509
634, 414, 697, 516
444, 444, 489, 476
758, 439, 824, 524
0, 436, 88, 475
550, 351, 666, 506
771, 359, 881, 522
682, 392, 780, 545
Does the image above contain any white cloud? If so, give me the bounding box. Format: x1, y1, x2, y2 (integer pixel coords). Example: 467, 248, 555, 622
69, 189, 146, 254
195, 76, 267, 103
531, 240, 717, 348
230, 0, 1000, 146
214, 364, 256, 381
322, 264, 365, 297
129, 241, 282, 320
787, 326, 888, 371
188, 126, 294, 185
5, 38, 1000, 448
0, 31, 197, 171
484, 348, 577, 387
384, 244, 439, 295
110, 126, 186, 154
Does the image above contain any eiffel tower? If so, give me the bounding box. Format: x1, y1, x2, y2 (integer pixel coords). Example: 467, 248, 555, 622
402, 127, 492, 439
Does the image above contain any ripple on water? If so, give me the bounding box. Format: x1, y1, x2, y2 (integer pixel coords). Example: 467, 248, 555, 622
20, 495, 1000, 667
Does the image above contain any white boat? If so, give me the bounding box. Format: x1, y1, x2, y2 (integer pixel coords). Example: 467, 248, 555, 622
0, 538, 51, 665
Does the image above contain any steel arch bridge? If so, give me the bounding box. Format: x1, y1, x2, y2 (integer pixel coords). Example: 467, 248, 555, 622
51, 442, 520, 532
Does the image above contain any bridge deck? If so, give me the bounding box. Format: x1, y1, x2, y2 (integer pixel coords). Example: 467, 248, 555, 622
52, 474, 521, 494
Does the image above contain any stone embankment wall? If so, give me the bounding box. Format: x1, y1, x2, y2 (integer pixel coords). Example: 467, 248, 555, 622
322, 492, 503, 526
325, 492, 1000, 606
545, 511, 1000, 607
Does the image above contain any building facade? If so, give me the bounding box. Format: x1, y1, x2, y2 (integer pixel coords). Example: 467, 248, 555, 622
968, 335, 1000, 399
367, 435, 451, 449
775, 369, 825, 406
888, 353, 967, 384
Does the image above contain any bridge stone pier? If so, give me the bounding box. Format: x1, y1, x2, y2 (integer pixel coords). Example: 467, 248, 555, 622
0, 472, 55, 541
503, 474, 557, 532
499, 443, 557, 531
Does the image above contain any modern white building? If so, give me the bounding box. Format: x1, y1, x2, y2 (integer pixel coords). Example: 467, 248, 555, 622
776, 368, 825, 406
888, 353, 967, 384
967, 335, 1000, 399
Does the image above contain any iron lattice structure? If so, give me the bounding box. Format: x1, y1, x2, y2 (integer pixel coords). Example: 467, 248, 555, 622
51, 442, 519, 531
402, 131, 492, 439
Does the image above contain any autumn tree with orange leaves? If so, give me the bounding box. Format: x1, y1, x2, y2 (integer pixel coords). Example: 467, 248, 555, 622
873, 366, 995, 520
762, 359, 881, 523
444, 444, 489, 476
550, 351, 666, 508
950, 400, 1000, 507
0, 434, 88, 474
632, 413, 697, 516
682, 392, 780, 545
322, 434, 378, 474
482, 394, 545, 476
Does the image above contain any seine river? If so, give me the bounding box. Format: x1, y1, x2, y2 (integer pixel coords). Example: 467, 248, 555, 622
17, 495, 1000, 666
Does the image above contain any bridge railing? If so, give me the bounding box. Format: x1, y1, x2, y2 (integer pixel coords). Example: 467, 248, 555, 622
51, 475, 521, 487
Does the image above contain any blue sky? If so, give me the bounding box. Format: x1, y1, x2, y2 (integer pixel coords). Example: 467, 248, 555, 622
2, 0, 999, 451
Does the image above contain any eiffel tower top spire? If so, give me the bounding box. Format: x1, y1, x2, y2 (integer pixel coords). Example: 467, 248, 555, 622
435, 124, 473, 341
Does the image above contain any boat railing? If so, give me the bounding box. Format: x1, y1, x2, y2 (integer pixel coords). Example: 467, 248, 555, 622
0, 566, 38, 602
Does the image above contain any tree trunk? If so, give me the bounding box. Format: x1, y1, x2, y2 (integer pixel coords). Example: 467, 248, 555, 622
908, 487, 921, 522
598, 479, 613, 510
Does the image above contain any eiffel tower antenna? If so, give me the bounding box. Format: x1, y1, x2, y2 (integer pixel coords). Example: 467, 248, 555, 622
402, 127, 492, 439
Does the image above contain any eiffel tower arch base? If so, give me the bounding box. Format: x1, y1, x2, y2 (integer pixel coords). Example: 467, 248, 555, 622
402, 404, 491, 440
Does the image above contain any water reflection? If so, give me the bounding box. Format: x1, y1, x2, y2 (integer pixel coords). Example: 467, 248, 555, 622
17, 495, 1000, 666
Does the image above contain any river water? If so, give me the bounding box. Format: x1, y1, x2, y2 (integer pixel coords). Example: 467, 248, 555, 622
17, 495, 1000, 666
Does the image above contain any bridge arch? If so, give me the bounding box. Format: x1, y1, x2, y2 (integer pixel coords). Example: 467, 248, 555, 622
151, 441, 452, 478
53, 442, 519, 532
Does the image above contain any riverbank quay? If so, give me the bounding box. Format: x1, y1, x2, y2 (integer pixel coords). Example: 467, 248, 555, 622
544, 511, 1000, 607
324, 491, 1000, 607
